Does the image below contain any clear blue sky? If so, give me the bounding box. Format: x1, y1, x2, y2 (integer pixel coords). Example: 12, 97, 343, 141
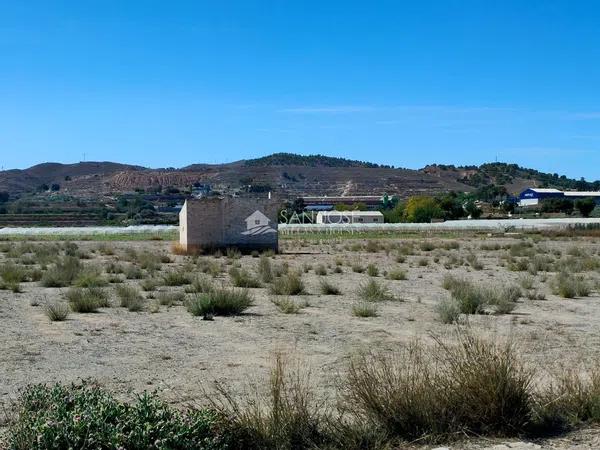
1, 1, 599, 179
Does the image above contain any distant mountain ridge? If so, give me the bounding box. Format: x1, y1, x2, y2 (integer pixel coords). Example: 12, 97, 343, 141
0, 154, 597, 199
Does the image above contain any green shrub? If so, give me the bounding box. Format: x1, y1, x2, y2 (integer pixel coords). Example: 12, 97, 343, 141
186, 288, 253, 316
386, 268, 407, 280
550, 272, 590, 298
41, 257, 82, 287
258, 255, 273, 283
366, 264, 379, 277
315, 264, 327, 276
0, 263, 29, 284
156, 290, 185, 307
344, 331, 534, 441
185, 275, 215, 294
163, 270, 192, 286
435, 298, 461, 324
7, 382, 229, 450
358, 279, 394, 302
319, 279, 341, 295
352, 302, 377, 317
271, 297, 302, 314
44, 301, 70, 321
74, 269, 108, 288
124, 265, 144, 280
66, 287, 108, 313
442, 275, 520, 315
269, 272, 305, 296
116, 285, 144, 311
229, 267, 262, 288
140, 278, 160, 292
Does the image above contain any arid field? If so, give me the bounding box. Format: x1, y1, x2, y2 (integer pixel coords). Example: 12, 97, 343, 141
2, 231, 600, 449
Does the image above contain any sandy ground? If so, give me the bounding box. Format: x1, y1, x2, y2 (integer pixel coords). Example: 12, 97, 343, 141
2, 235, 600, 448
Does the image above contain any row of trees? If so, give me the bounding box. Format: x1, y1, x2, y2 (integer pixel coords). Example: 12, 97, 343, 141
381, 192, 482, 223
541, 197, 596, 217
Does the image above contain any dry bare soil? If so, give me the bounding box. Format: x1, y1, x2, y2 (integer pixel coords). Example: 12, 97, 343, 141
2, 234, 600, 448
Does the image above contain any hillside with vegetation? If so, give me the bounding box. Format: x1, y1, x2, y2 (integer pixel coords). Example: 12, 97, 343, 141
243, 152, 393, 168
1, 154, 599, 226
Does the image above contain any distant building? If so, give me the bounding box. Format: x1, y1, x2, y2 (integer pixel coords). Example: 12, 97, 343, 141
179, 196, 278, 253
316, 210, 384, 224
519, 188, 600, 206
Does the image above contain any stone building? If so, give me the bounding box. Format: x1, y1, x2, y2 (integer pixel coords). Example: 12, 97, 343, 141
179, 196, 279, 253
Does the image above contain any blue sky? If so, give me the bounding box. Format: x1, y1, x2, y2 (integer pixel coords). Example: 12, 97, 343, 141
1, 1, 599, 179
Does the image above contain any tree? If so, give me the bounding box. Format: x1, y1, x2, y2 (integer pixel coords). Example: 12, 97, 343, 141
464, 200, 482, 219
436, 192, 465, 220
37, 184, 49, 192
403, 196, 443, 223
575, 197, 596, 217
0, 191, 8, 203
50, 183, 60, 191
541, 198, 574, 214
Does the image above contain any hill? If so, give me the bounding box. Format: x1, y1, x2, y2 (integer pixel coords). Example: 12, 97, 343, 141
0, 154, 597, 200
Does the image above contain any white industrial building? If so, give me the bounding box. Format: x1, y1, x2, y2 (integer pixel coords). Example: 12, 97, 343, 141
316, 210, 384, 224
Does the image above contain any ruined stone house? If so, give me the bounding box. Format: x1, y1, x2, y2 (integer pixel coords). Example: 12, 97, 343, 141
179, 196, 279, 252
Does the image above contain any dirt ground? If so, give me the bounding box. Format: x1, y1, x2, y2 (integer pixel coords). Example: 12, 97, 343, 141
2, 234, 600, 449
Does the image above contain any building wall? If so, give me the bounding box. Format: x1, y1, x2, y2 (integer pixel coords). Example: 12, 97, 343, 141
179, 196, 278, 252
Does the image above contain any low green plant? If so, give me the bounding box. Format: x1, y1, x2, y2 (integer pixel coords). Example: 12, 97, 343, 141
435, 298, 461, 324
269, 272, 305, 296
186, 288, 253, 316
352, 302, 377, 317
271, 297, 302, 314
550, 272, 591, 298
7, 382, 229, 450
358, 279, 394, 302
116, 284, 144, 311
44, 301, 70, 321
156, 290, 185, 307
319, 279, 341, 295
41, 256, 82, 287
229, 267, 262, 288
163, 270, 192, 286
185, 275, 215, 294
386, 268, 407, 280
366, 264, 379, 277
66, 287, 109, 313
258, 255, 274, 283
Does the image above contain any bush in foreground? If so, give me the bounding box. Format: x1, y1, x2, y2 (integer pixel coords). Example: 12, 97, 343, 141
7, 382, 230, 450
186, 288, 253, 317
7, 332, 600, 449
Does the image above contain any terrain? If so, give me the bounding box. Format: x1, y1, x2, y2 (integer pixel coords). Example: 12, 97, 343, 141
2, 231, 600, 448
1, 153, 598, 199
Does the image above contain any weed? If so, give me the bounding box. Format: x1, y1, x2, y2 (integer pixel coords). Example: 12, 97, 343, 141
352, 302, 377, 317
358, 279, 394, 302
319, 279, 341, 295
44, 301, 70, 321
271, 297, 302, 314
366, 264, 379, 277
186, 288, 253, 316
116, 285, 145, 311
269, 272, 305, 296
229, 267, 262, 288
